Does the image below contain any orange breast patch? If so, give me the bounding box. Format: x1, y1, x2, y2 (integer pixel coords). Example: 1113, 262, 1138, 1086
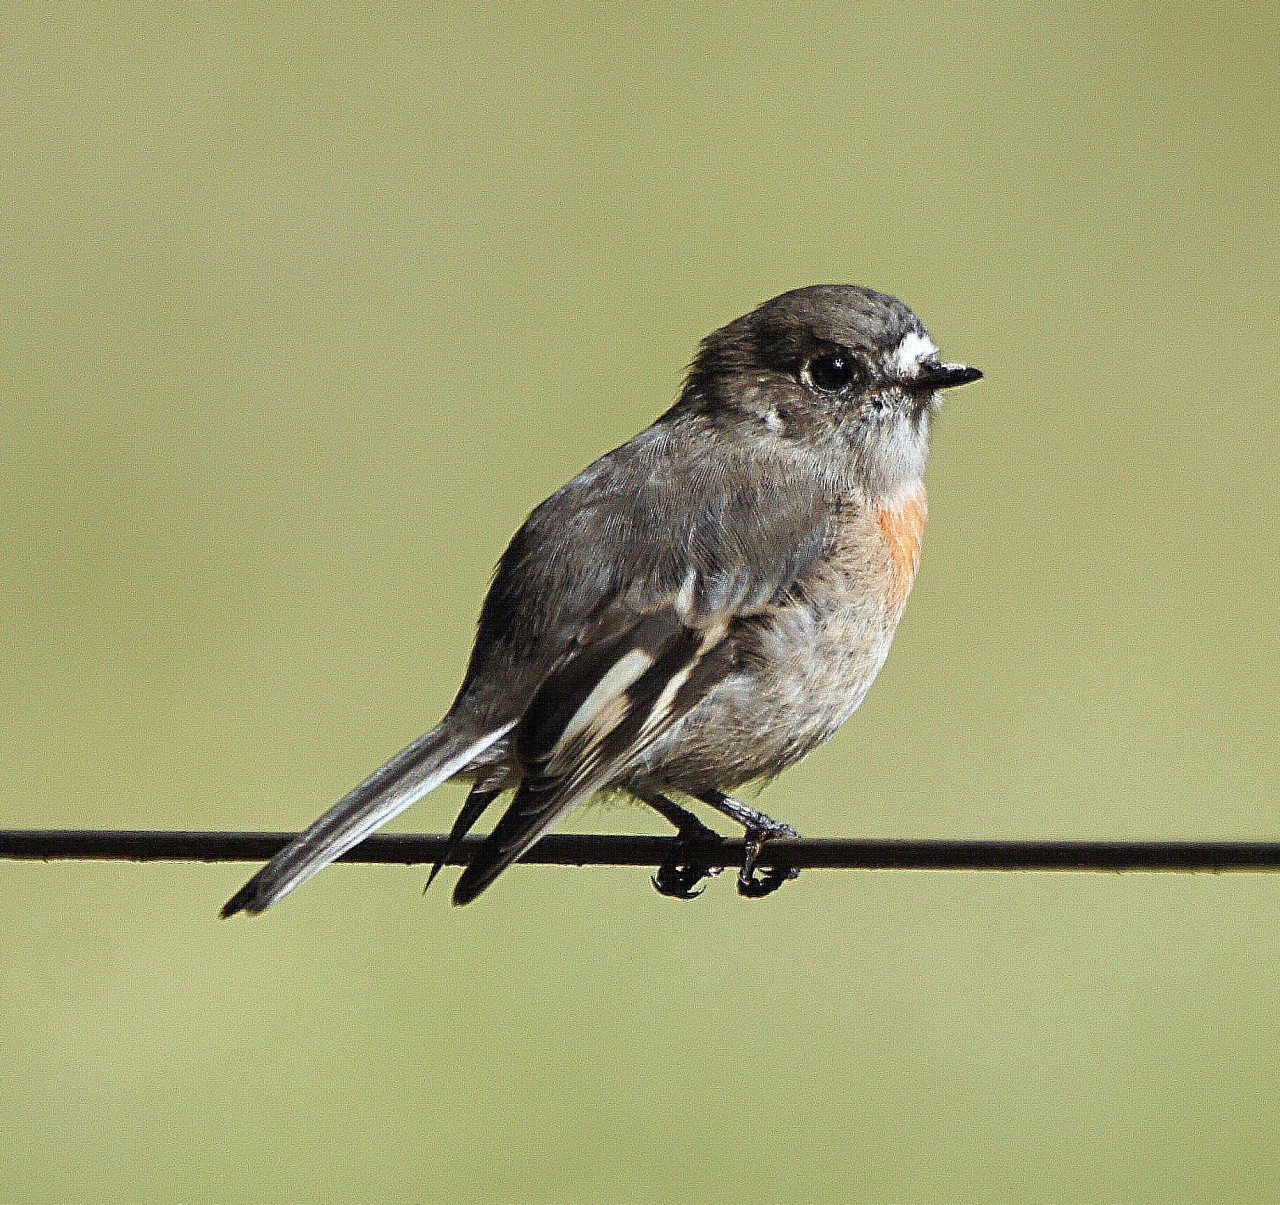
876, 487, 928, 607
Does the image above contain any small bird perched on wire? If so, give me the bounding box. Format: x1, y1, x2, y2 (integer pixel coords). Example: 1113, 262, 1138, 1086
222, 284, 981, 914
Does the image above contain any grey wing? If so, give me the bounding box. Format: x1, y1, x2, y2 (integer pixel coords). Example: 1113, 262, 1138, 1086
452, 422, 834, 720
449, 427, 836, 904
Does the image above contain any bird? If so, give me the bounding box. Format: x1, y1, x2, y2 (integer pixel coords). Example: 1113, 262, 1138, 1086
221, 283, 981, 915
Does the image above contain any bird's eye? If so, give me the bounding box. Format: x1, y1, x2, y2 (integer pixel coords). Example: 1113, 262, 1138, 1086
803, 352, 857, 392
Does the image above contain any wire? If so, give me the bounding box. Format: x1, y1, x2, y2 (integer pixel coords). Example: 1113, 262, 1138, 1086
2, 829, 1279, 872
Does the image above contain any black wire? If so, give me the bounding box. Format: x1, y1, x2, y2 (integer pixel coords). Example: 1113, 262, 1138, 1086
2, 829, 1279, 872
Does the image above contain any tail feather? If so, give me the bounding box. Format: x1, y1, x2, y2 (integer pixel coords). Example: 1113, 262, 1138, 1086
221, 720, 513, 917
451, 778, 581, 906
423, 781, 503, 892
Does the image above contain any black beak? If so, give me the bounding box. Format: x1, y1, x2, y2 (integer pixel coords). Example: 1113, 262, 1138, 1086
911, 362, 983, 393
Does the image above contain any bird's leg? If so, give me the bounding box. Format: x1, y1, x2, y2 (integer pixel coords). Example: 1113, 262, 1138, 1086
692, 788, 800, 898
631, 788, 724, 900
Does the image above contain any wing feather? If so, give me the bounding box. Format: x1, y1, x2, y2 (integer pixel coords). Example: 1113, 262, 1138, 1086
451, 610, 729, 904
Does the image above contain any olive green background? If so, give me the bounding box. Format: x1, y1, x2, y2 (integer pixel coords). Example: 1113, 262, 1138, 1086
3, 4, 1276, 1203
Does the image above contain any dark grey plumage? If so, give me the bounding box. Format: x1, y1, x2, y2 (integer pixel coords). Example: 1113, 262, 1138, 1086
222, 284, 981, 914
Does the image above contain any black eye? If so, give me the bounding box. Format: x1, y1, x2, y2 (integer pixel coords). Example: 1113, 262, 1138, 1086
804, 352, 855, 392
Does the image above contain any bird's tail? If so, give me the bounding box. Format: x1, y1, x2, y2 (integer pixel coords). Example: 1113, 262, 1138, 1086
221, 719, 514, 917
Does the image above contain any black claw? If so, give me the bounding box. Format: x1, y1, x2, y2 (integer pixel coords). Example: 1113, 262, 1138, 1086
736, 864, 799, 898
652, 862, 713, 899
650, 817, 724, 900
735, 822, 801, 899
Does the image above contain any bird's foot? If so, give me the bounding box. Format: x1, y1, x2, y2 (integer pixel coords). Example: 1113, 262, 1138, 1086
737, 816, 801, 898
651, 816, 724, 900
691, 788, 798, 891
690, 790, 801, 900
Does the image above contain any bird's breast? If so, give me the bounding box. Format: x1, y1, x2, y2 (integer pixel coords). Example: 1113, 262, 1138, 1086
738, 482, 929, 758
873, 484, 928, 612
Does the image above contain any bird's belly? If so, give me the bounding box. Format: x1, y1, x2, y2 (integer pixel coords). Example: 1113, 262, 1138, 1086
639, 492, 924, 790
685, 604, 897, 783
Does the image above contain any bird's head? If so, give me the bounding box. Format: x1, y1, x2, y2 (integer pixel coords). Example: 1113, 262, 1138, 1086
679, 284, 982, 497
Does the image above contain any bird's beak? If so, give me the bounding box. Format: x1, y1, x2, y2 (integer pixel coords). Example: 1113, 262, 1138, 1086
910, 362, 983, 393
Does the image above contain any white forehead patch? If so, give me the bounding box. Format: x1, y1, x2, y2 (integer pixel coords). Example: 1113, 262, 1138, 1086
892, 331, 938, 375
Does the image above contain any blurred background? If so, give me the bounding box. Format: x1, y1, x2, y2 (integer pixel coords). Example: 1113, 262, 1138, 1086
2, 3, 1277, 1202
